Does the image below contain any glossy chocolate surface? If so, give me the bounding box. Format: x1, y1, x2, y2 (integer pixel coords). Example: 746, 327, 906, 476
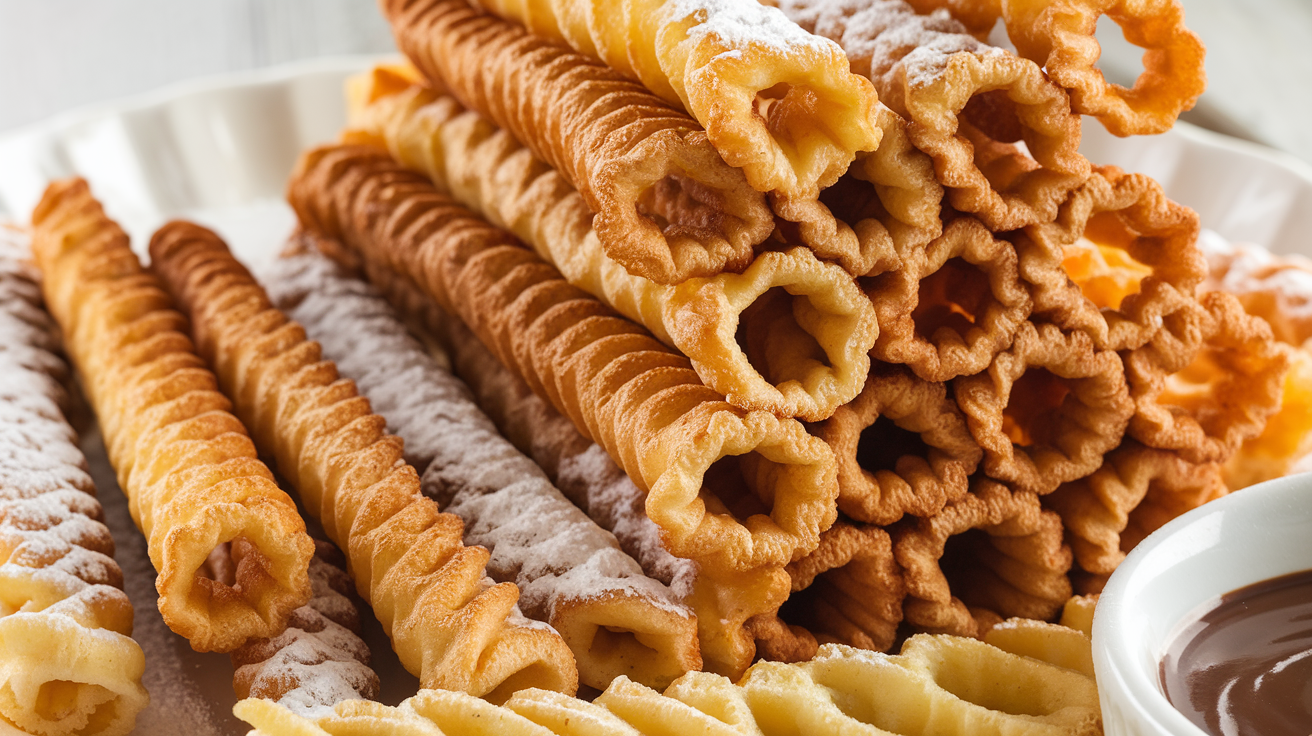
1160, 568, 1312, 736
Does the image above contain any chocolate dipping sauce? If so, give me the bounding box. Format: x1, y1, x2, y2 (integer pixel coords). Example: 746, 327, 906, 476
1159, 568, 1312, 736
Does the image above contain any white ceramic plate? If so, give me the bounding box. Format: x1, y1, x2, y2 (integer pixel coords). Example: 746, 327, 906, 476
3, 58, 1311, 735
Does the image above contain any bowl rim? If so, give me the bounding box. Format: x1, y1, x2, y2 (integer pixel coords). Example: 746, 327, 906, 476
1091, 471, 1312, 735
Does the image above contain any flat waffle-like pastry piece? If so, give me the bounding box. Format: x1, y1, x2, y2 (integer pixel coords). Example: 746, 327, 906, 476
1000, 0, 1205, 136
864, 216, 1032, 382
894, 480, 1073, 637
1044, 440, 1223, 577
1015, 165, 1204, 353
346, 73, 877, 421
147, 220, 578, 700
954, 320, 1133, 495
421, 0, 882, 199
1125, 290, 1290, 465
288, 143, 839, 577
376, 4, 775, 285
228, 539, 380, 714
811, 363, 980, 525
262, 250, 699, 691
781, 0, 1089, 232
0, 225, 148, 736
27, 179, 314, 653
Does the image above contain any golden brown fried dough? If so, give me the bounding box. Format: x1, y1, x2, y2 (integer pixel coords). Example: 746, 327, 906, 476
432, 0, 882, 199
148, 220, 578, 700
28, 178, 314, 653
782, 0, 1090, 231
377, 5, 774, 285
811, 363, 980, 525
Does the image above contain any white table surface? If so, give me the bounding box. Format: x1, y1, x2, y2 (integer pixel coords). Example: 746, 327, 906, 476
2, 0, 1310, 163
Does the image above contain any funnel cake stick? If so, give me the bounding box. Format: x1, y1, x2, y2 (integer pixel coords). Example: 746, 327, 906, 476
229, 540, 380, 713
262, 250, 699, 692
379, 0, 775, 285
406, 0, 882, 199
147, 221, 578, 700
346, 76, 877, 421
0, 227, 148, 736
28, 179, 315, 653
780, 0, 1089, 231
288, 144, 838, 577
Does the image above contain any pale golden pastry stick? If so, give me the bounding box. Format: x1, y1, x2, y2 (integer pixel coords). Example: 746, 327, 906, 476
378, 6, 774, 286
1125, 290, 1290, 465
359, 267, 780, 679
811, 363, 980, 525
1044, 440, 1224, 578
1015, 165, 1205, 353
954, 320, 1134, 495
27, 178, 314, 653
261, 251, 699, 691
1000, 0, 1206, 136
0, 227, 148, 736
864, 216, 1032, 382
759, 521, 906, 657
346, 74, 877, 421
983, 594, 1099, 677
781, 0, 1089, 232
147, 221, 578, 700
894, 480, 1073, 638
422, 0, 882, 199
229, 540, 380, 714
288, 144, 839, 577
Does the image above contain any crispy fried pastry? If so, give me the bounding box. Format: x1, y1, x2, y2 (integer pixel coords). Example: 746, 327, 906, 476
1224, 346, 1312, 489
1120, 463, 1227, 553
1000, 0, 1206, 136
954, 320, 1133, 494
238, 637, 1100, 736
811, 363, 980, 525
437, 0, 882, 199
376, 5, 775, 285
983, 617, 1093, 677
1125, 290, 1290, 464
1200, 233, 1312, 347
0, 227, 148, 736
894, 480, 1073, 637
773, 521, 906, 653
902, 0, 1001, 38
262, 250, 699, 691
288, 144, 839, 575
781, 0, 1090, 231
229, 540, 379, 714
345, 74, 877, 421
147, 220, 578, 700
865, 216, 1031, 382
27, 178, 314, 653
1015, 165, 1205, 352
1045, 440, 1224, 576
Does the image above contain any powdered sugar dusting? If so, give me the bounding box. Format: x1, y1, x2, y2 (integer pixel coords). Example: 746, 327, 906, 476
667, 0, 836, 57
260, 252, 691, 626
1199, 229, 1312, 347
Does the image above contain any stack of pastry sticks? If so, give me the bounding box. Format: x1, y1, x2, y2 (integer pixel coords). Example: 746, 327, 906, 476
8, 0, 1309, 729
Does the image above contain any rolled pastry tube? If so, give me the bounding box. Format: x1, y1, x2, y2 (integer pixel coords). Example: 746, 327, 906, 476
261, 250, 700, 692
287, 144, 839, 578
229, 540, 380, 714
999, 0, 1206, 136
147, 221, 578, 701
346, 76, 877, 421
27, 178, 315, 653
378, 1, 775, 285
0, 226, 148, 736
781, 0, 1090, 232
893, 480, 1074, 638
809, 363, 981, 525
1013, 165, 1204, 353
864, 216, 1032, 383
953, 320, 1133, 495
415, 0, 882, 199
350, 264, 792, 680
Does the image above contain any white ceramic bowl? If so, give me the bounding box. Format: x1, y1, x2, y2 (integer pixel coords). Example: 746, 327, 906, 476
1093, 472, 1312, 735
